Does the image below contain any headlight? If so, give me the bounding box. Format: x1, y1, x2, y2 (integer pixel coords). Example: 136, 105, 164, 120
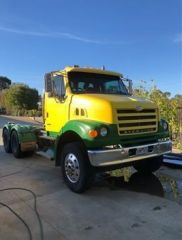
163, 121, 168, 131
100, 127, 108, 137
160, 119, 168, 131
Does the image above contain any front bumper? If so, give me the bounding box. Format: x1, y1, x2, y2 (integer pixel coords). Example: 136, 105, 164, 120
88, 140, 172, 167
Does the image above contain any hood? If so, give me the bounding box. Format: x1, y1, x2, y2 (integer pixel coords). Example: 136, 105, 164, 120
70, 94, 157, 124
85, 94, 156, 109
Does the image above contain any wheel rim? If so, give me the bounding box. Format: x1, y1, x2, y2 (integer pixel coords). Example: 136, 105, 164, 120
64, 153, 80, 183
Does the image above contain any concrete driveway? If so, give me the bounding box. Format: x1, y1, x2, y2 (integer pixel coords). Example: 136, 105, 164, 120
0, 115, 182, 240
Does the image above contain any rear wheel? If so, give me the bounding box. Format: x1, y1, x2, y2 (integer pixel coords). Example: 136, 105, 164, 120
61, 142, 94, 193
11, 131, 22, 158
2, 128, 12, 153
133, 156, 163, 174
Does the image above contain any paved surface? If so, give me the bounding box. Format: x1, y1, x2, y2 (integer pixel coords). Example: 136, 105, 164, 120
0, 115, 182, 240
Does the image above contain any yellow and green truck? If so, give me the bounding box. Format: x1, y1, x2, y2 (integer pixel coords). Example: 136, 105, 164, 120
2, 66, 172, 192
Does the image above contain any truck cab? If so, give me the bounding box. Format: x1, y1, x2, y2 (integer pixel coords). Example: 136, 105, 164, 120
3, 66, 172, 193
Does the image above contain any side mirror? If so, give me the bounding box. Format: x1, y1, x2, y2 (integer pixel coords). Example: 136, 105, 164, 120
45, 73, 53, 96
122, 78, 133, 95
128, 79, 133, 95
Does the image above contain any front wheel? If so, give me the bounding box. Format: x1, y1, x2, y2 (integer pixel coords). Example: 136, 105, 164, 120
133, 156, 163, 174
61, 142, 94, 193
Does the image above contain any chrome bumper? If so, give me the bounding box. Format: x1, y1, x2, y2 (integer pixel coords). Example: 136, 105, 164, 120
88, 141, 172, 167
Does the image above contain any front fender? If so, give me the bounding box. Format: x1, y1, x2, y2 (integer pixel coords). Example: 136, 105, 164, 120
62, 119, 101, 139
61, 120, 113, 148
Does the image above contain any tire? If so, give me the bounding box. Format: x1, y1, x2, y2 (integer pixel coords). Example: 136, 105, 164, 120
61, 142, 94, 193
11, 131, 22, 158
133, 156, 163, 174
2, 128, 12, 153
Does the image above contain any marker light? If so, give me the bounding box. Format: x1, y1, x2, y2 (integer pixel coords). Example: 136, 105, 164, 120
88, 129, 98, 138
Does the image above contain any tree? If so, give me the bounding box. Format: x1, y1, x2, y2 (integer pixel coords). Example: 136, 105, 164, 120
133, 82, 181, 136
4, 84, 39, 115
0, 91, 6, 107
0, 76, 11, 91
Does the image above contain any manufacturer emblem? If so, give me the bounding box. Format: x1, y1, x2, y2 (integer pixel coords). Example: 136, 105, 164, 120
136, 106, 143, 112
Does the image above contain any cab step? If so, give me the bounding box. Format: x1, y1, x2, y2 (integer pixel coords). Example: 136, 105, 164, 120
38, 135, 55, 141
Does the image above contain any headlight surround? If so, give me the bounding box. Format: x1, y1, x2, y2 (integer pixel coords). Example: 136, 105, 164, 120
160, 119, 168, 131
88, 126, 109, 138
100, 127, 108, 137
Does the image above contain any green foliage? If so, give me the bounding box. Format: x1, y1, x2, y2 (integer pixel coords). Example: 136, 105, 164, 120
0, 76, 11, 90
3, 84, 39, 115
27, 109, 42, 117
134, 81, 182, 142
175, 138, 182, 150
0, 91, 6, 107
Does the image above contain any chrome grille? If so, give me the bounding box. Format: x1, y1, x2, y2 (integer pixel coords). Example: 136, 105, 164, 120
117, 108, 158, 135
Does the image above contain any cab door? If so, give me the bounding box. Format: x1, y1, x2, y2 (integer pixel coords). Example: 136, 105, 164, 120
44, 74, 67, 133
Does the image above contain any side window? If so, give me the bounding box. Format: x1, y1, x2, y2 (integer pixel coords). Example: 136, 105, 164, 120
53, 75, 65, 97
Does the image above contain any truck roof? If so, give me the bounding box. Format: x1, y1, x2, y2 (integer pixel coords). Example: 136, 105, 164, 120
51, 66, 122, 77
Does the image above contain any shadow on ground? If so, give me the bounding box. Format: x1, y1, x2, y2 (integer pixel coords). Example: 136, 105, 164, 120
93, 170, 182, 205
94, 172, 164, 196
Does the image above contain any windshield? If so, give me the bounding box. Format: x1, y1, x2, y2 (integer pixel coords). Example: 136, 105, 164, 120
68, 72, 129, 95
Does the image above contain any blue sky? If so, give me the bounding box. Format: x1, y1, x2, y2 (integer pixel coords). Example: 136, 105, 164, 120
0, 0, 181, 96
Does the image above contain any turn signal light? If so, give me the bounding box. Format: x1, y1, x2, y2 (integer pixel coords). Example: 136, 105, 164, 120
88, 130, 98, 138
